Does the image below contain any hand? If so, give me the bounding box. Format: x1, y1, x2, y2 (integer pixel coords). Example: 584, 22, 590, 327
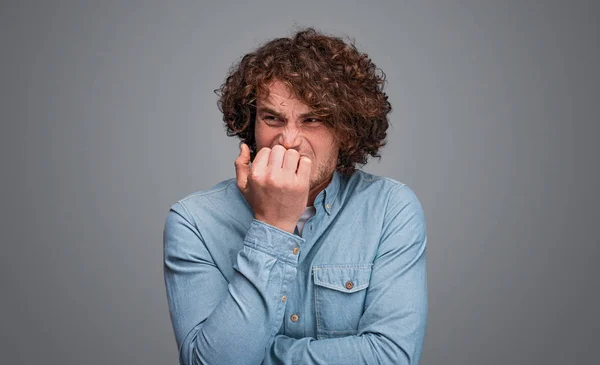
235, 143, 312, 233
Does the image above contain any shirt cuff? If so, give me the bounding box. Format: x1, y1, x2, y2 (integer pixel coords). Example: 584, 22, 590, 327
243, 219, 305, 265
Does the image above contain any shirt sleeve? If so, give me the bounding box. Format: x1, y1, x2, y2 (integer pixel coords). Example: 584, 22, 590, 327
263, 184, 428, 364
163, 201, 304, 365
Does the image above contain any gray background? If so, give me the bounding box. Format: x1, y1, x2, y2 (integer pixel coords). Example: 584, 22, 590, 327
2, 0, 598, 364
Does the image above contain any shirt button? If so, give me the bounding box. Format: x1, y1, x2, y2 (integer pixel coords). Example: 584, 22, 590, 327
293, 247, 299, 255
281, 295, 287, 302
290, 314, 299, 322
345, 281, 354, 290
326, 203, 331, 209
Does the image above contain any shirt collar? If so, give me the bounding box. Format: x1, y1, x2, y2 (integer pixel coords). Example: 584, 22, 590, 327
313, 169, 341, 215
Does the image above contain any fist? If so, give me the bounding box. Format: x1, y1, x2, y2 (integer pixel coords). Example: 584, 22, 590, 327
235, 143, 312, 233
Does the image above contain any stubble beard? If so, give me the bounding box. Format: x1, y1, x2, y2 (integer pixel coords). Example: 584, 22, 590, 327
309, 154, 338, 191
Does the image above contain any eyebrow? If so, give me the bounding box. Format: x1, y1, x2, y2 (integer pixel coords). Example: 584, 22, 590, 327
256, 106, 318, 120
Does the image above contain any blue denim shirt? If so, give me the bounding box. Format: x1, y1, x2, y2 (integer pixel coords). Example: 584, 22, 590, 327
163, 170, 428, 364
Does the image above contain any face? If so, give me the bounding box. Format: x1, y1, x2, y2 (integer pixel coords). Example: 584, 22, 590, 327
254, 80, 339, 195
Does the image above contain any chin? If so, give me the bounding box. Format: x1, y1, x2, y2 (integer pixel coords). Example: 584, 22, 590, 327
309, 171, 332, 191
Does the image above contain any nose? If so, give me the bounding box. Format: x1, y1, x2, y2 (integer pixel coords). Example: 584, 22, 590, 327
278, 124, 302, 150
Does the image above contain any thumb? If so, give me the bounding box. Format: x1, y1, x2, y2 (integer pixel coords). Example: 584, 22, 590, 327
235, 143, 251, 191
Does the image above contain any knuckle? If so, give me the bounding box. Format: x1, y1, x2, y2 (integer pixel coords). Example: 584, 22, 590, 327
250, 169, 262, 180
267, 174, 280, 187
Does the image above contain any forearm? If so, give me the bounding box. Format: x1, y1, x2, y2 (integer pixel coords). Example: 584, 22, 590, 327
263, 333, 410, 365
181, 244, 295, 364
164, 205, 303, 365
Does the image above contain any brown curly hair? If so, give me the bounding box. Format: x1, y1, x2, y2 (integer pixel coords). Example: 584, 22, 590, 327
216, 28, 391, 175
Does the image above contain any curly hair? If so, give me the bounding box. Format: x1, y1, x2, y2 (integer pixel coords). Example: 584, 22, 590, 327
216, 28, 391, 175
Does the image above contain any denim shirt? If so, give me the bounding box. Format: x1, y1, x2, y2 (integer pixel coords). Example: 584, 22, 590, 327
163, 170, 428, 364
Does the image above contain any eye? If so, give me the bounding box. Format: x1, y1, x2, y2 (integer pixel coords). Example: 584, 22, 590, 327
262, 115, 282, 125
304, 117, 322, 124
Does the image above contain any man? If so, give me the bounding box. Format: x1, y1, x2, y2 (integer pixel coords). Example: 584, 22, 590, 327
163, 28, 427, 364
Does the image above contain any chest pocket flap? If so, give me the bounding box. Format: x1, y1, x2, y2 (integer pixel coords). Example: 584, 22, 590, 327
312, 264, 372, 293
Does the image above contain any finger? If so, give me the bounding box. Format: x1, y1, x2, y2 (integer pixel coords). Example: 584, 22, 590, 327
297, 156, 312, 182
234, 143, 251, 191
268, 145, 286, 169
282, 149, 300, 173
252, 147, 271, 172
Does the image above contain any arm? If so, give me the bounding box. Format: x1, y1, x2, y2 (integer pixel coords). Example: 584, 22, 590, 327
263, 184, 428, 364
164, 144, 312, 364
164, 202, 302, 365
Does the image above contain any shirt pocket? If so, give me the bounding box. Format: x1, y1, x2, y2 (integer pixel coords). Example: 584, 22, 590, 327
312, 264, 373, 339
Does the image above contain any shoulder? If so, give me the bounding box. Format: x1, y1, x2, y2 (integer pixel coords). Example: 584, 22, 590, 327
347, 170, 425, 226
345, 170, 420, 204
167, 178, 245, 221
176, 178, 238, 204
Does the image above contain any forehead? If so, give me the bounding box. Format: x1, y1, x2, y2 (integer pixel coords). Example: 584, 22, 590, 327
256, 80, 311, 112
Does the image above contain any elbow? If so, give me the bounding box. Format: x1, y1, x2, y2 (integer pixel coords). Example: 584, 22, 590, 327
177, 326, 208, 365
365, 333, 419, 365
179, 327, 265, 365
